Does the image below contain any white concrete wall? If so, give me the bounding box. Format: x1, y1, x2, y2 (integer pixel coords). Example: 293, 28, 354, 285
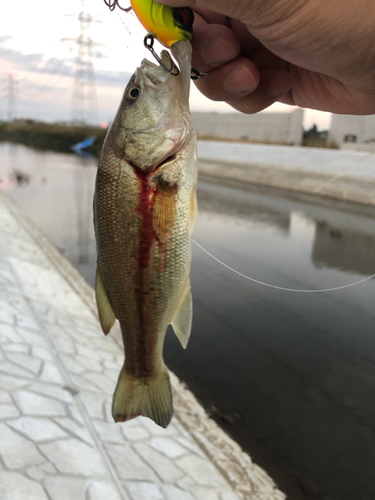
191, 108, 304, 145
329, 114, 375, 144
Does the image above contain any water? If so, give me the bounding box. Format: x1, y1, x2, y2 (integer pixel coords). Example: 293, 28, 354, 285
0, 143, 97, 285
1, 142, 375, 500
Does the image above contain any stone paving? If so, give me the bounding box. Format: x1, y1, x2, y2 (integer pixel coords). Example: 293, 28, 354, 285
0, 191, 285, 500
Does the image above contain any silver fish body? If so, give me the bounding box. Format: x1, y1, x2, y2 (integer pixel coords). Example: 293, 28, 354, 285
94, 56, 197, 428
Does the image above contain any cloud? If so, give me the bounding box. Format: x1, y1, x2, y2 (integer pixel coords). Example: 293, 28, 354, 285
95, 69, 131, 87
0, 35, 13, 44
0, 45, 130, 87
0, 46, 44, 68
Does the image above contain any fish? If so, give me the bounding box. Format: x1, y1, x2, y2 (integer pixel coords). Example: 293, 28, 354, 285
94, 53, 197, 428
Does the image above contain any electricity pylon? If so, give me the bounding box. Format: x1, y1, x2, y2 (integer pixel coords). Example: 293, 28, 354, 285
6, 74, 17, 121
66, 0, 101, 125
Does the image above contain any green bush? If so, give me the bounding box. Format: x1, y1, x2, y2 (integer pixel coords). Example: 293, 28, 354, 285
0, 121, 107, 157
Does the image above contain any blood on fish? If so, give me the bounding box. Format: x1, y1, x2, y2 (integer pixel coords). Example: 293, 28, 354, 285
133, 168, 159, 269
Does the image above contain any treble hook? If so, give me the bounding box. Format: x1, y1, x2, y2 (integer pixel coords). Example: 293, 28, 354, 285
144, 34, 209, 81
191, 67, 207, 80
103, 0, 131, 12
144, 34, 180, 76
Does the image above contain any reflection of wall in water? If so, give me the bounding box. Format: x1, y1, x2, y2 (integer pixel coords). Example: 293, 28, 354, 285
312, 221, 375, 275
197, 187, 291, 235
74, 157, 94, 265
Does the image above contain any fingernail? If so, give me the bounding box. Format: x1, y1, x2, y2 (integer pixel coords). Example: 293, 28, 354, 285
224, 65, 256, 94
268, 73, 292, 96
203, 37, 238, 65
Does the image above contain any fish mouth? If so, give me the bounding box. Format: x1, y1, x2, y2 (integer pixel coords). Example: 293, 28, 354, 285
140, 58, 171, 86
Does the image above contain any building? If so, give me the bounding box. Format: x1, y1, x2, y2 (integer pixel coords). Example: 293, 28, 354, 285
329, 114, 375, 148
191, 108, 304, 146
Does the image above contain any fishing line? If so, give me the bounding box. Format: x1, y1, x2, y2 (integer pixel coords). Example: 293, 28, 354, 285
192, 239, 375, 293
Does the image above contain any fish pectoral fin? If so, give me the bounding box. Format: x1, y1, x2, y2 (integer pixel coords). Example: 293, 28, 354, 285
171, 282, 193, 349
153, 185, 177, 243
95, 267, 116, 335
189, 187, 197, 236
112, 365, 173, 428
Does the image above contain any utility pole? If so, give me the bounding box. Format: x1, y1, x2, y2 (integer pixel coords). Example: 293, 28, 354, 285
6, 74, 17, 122
66, 0, 101, 125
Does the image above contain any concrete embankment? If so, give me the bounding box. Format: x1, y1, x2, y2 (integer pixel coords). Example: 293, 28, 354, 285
197, 141, 375, 206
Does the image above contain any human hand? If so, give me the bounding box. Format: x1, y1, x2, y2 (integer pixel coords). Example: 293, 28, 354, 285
156, 0, 375, 115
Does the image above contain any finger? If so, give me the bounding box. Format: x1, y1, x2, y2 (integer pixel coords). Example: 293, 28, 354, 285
251, 46, 288, 72
229, 19, 262, 57
191, 23, 242, 73
155, 0, 196, 6
226, 70, 293, 113
192, 6, 229, 26
194, 57, 260, 101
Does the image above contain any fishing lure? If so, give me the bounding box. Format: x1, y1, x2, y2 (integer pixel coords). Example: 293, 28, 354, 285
130, 0, 194, 47
103, 0, 206, 95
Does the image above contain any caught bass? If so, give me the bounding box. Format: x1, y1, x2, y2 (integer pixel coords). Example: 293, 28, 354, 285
94, 54, 197, 428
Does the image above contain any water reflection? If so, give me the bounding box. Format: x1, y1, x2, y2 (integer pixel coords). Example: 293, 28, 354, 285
74, 161, 93, 265
198, 183, 291, 235
313, 220, 375, 275
0, 142, 98, 285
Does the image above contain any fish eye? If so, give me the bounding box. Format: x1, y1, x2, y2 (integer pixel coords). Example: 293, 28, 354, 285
126, 85, 140, 101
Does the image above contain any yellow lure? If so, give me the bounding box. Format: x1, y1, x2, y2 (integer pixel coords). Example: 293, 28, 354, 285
130, 0, 193, 47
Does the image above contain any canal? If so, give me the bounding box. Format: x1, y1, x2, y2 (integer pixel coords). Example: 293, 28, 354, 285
1, 142, 375, 500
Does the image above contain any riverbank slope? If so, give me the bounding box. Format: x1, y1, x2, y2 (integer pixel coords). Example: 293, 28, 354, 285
197, 141, 375, 207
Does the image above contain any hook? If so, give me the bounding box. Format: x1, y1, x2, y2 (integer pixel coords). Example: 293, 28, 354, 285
103, 0, 131, 12
191, 67, 207, 80
144, 34, 180, 76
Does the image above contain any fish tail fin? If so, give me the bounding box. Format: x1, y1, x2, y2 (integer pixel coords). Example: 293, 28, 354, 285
112, 365, 173, 428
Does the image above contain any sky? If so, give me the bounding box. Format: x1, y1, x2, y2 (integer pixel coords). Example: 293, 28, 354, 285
0, 0, 332, 130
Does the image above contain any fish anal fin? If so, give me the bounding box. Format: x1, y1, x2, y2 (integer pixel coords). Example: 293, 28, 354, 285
171, 282, 192, 349
112, 365, 173, 428
153, 186, 177, 244
95, 267, 116, 336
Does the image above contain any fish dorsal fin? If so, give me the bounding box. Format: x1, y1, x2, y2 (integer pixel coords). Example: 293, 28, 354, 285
95, 267, 116, 335
171, 281, 193, 349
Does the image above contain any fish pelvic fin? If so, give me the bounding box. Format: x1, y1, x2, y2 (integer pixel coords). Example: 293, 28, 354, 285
112, 365, 173, 428
171, 281, 192, 349
95, 267, 116, 335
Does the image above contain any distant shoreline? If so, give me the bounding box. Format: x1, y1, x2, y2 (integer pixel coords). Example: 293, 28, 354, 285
0, 121, 106, 157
